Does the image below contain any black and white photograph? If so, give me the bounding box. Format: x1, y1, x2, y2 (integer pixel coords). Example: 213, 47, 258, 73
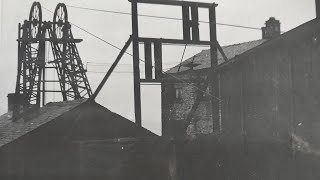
0, 0, 318, 179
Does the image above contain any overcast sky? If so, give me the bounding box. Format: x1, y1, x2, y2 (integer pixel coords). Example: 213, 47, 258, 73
0, 0, 316, 135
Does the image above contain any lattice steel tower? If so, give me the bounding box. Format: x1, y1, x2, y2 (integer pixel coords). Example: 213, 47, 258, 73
13, 2, 92, 119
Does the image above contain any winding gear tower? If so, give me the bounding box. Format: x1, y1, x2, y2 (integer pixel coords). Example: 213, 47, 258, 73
13, 2, 92, 120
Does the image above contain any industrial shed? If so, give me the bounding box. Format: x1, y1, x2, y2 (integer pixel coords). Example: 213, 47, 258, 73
217, 18, 320, 148
0, 99, 179, 180
162, 18, 320, 180
215, 17, 320, 180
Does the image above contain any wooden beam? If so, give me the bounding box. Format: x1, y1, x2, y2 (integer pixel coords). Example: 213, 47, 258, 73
144, 41, 153, 79
209, 6, 219, 132
139, 37, 211, 45
317, 0, 320, 18
90, 37, 132, 101
182, 5, 191, 41
128, 0, 217, 8
215, 40, 229, 62
154, 40, 163, 80
132, 1, 142, 127
140, 79, 162, 83
191, 5, 200, 41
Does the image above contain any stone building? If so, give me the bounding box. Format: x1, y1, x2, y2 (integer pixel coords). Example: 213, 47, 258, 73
163, 18, 281, 139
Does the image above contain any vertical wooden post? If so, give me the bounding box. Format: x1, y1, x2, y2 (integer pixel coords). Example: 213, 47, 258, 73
154, 40, 162, 80
182, 5, 190, 41
191, 6, 199, 42
132, 1, 142, 126
42, 63, 46, 106
144, 41, 153, 80
37, 30, 46, 107
61, 42, 67, 101
316, 0, 320, 18
209, 6, 219, 132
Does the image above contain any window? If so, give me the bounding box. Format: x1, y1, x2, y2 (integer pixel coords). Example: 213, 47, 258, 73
175, 88, 183, 100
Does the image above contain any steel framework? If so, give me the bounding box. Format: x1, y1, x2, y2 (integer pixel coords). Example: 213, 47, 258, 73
13, 2, 92, 120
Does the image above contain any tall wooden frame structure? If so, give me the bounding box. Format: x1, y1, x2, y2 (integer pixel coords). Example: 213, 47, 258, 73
129, 0, 219, 131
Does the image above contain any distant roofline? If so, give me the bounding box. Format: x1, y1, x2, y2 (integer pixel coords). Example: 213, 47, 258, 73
216, 18, 320, 70
165, 39, 267, 74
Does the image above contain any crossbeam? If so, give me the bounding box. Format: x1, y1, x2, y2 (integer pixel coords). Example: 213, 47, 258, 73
139, 37, 211, 46
17, 38, 83, 43
128, 0, 217, 8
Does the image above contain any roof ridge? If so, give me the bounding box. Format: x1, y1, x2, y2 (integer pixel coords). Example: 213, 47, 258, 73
198, 39, 266, 53
220, 39, 266, 48
216, 18, 320, 69
166, 39, 267, 74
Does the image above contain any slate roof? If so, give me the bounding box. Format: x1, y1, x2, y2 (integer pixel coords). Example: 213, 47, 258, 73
166, 39, 266, 74
0, 99, 87, 147
0, 99, 157, 148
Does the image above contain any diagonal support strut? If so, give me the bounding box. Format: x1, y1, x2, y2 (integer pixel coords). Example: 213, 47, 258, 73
90, 36, 133, 101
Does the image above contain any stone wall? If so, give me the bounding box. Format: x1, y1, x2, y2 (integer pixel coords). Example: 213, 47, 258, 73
162, 70, 215, 139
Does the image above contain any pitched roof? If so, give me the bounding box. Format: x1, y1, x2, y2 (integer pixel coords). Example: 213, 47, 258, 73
0, 99, 156, 148
217, 18, 320, 69
67, 102, 157, 140
0, 99, 87, 147
166, 39, 266, 74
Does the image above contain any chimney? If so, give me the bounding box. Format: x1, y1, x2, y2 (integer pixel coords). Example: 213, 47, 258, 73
7, 93, 15, 112
262, 17, 281, 39
316, 0, 320, 18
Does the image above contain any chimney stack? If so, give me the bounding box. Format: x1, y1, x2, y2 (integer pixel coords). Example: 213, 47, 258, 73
316, 0, 320, 18
262, 17, 281, 39
7, 93, 15, 112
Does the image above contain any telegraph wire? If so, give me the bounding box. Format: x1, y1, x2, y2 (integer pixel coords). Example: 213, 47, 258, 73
66, 4, 264, 31
88, 70, 142, 74
42, 5, 222, 101
86, 61, 179, 66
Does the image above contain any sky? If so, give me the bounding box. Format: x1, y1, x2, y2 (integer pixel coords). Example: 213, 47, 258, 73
0, 0, 316, 135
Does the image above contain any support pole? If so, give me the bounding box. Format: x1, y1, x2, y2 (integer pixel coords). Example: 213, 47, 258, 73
182, 5, 190, 41
37, 30, 46, 107
191, 5, 199, 42
154, 40, 163, 80
42, 67, 46, 106
90, 37, 132, 101
316, 0, 320, 18
132, 1, 142, 126
144, 41, 153, 79
209, 5, 219, 132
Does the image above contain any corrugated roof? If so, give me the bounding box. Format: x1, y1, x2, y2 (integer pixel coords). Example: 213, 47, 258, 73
166, 39, 266, 74
0, 99, 87, 147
